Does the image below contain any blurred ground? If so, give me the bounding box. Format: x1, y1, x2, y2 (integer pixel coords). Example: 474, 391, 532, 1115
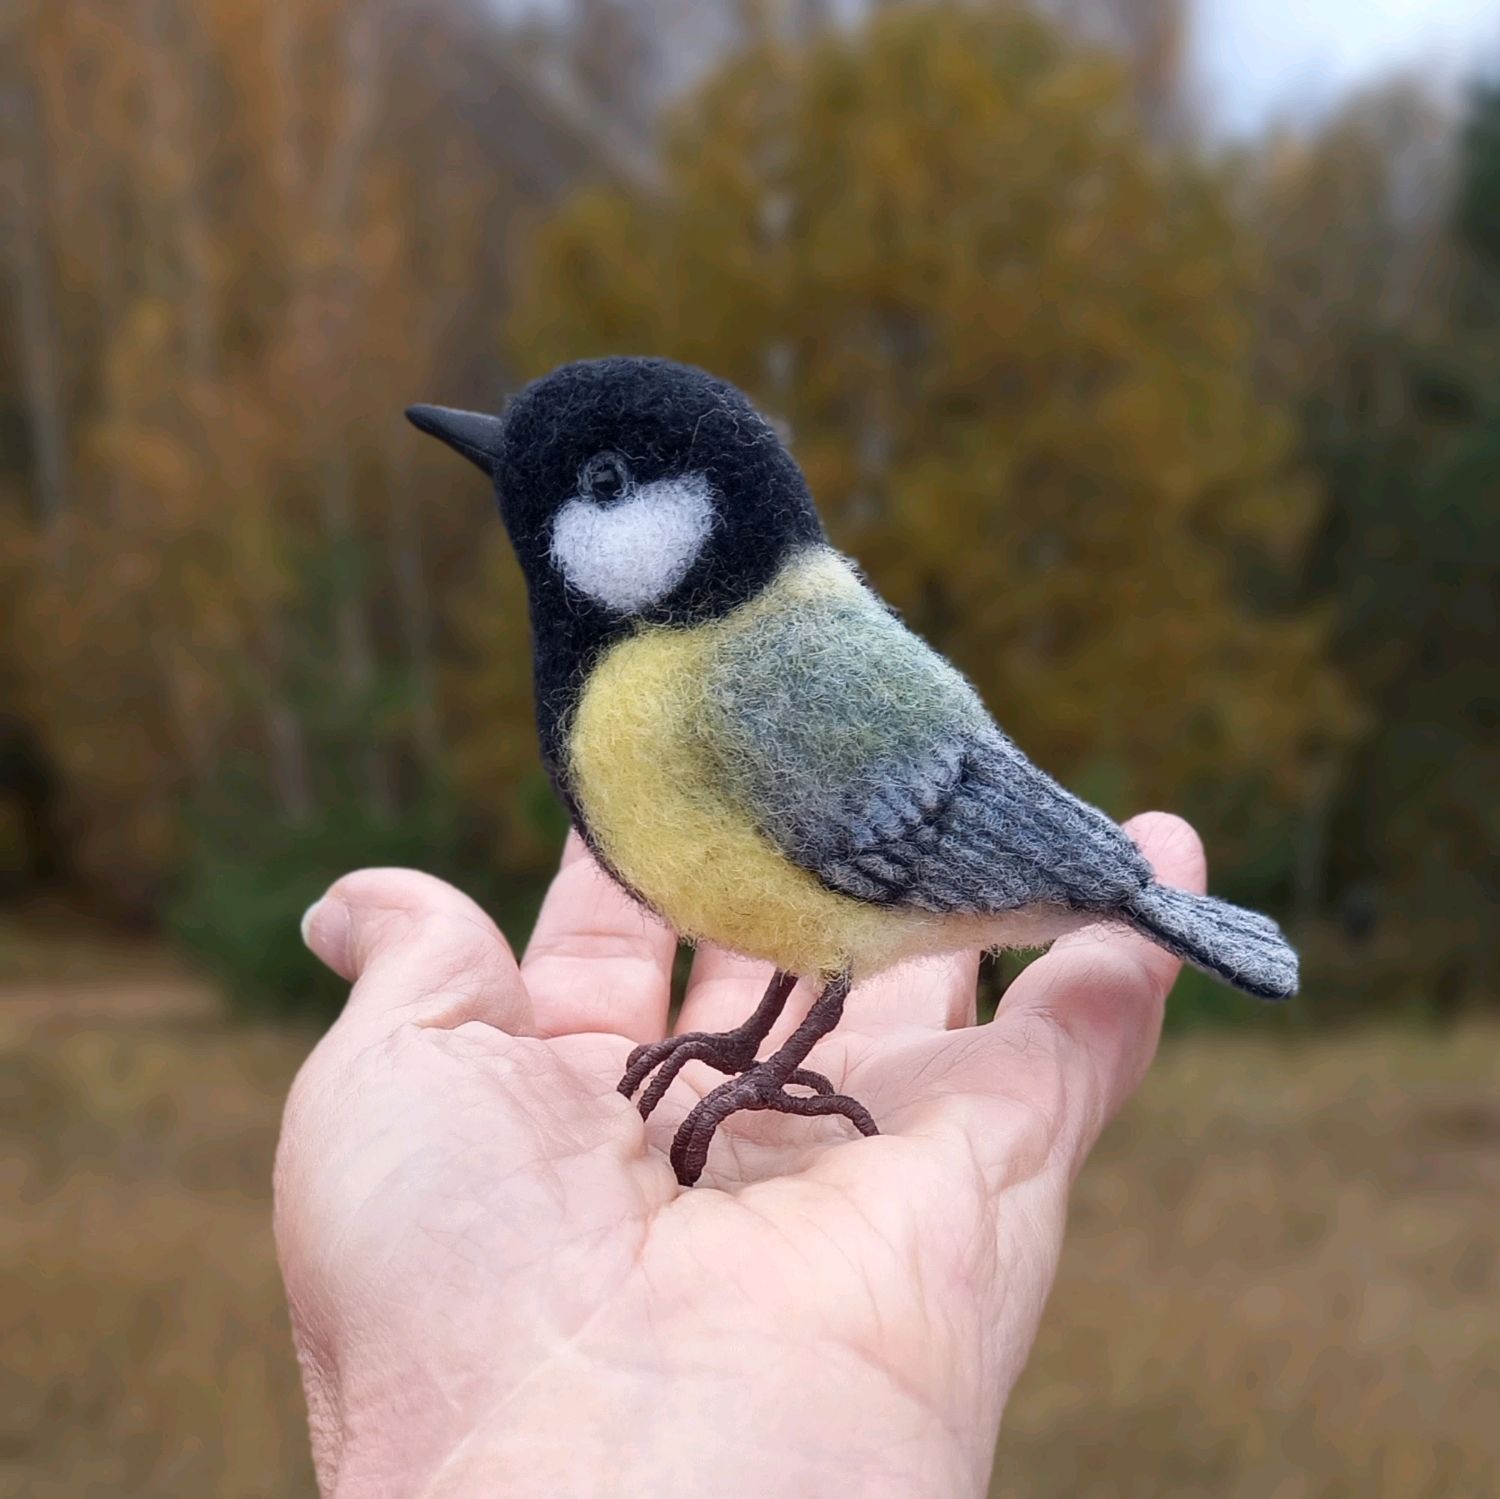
992, 1024, 1500, 1498
2, 928, 1496, 1498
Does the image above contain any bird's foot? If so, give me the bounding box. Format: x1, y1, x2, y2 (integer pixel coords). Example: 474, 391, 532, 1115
623, 969, 874, 1185
619, 1029, 761, 1118
668, 1061, 878, 1188
618, 970, 800, 1120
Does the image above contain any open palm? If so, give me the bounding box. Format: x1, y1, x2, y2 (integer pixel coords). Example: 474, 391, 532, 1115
276, 813, 1203, 1499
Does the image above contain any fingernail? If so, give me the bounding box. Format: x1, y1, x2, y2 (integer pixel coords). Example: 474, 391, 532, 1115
302, 894, 354, 976
300, 898, 326, 949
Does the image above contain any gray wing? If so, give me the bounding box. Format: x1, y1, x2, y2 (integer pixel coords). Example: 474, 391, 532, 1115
700, 554, 1151, 915
785, 728, 1151, 912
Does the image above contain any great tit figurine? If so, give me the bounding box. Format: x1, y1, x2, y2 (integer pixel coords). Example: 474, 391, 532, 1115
408, 357, 1297, 1186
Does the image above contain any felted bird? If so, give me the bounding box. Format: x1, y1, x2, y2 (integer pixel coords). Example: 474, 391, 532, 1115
407, 357, 1297, 1186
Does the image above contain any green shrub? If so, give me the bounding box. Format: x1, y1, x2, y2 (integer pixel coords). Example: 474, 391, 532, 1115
167, 794, 550, 1023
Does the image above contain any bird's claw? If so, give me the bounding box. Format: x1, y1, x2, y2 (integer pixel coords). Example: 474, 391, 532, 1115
619, 1030, 761, 1118
668, 1063, 878, 1188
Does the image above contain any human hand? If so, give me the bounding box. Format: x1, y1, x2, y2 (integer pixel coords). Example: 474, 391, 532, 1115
275, 813, 1203, 1499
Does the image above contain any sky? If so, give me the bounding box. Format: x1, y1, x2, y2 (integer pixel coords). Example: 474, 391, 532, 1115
500, 0, 1500, 137
1195, 0, 1500, 134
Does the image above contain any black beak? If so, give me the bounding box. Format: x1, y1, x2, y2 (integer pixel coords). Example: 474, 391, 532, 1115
405, 404, 506, 477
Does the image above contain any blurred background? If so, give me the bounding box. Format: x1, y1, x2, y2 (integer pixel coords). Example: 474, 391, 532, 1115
1, 0, 1496, 1493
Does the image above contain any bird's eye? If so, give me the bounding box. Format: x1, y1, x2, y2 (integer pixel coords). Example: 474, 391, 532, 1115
581, 451, 631, 504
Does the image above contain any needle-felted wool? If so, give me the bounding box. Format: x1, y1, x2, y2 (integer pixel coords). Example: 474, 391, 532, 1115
549, 475, 716, 615
567, 546, 1104, 977
567, 546, 1297, 998
490, 357, 825, 815
407, 355, 1299, 1004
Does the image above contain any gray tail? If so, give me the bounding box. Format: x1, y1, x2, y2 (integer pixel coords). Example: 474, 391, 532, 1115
1121, 884, 1298, 1001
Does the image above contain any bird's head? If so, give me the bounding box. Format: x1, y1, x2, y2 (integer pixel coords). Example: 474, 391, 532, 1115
407, 357, 825, 627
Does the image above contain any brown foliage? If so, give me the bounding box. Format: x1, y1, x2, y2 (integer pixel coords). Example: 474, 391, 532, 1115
1, 0, 586, 905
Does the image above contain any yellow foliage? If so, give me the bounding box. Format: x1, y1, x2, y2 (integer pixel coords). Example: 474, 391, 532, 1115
4, 0, 515, 905
483, 3, 1355, 863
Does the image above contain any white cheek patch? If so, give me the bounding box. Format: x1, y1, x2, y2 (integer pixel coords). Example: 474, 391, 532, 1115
549, 474, 715, 614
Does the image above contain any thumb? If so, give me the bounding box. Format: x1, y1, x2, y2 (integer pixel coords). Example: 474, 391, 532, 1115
302, 867, 533, 1036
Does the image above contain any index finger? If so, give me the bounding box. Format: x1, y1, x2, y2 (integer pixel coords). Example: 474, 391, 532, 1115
521, 832, 678, 1043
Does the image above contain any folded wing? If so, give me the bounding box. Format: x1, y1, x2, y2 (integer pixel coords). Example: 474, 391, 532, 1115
699, 550, 1152, 916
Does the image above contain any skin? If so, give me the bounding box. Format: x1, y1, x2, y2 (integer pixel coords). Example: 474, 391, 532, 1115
276, 811, 1204, 1499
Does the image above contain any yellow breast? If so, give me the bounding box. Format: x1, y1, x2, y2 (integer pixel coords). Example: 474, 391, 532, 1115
565, 555, 938, 977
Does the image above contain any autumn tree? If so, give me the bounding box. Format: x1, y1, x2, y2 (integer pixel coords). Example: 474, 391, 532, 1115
475, 1, 1350, 900
0, 0, 643, 913
1255, 78, 1499, 1003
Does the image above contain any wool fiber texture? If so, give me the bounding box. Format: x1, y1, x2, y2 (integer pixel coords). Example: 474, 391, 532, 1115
569, 546, 1297, 995
548, 474, 715, 614
492, 357, 825, 810
1121, 884, 1298, 1000
413, 354, 1299, 1001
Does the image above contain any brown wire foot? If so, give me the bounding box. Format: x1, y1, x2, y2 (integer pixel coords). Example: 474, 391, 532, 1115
787, 1068, 837, 1096
618, 971, 797, 1120
665, 972, 878, 1187
668, 1070, 878, 1187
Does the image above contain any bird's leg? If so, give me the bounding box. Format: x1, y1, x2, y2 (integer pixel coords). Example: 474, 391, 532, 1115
669, 972, 878, 1188
618, 969, 797, 1119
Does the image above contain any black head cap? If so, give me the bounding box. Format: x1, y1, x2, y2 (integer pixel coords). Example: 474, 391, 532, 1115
407, 356, 826, 627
